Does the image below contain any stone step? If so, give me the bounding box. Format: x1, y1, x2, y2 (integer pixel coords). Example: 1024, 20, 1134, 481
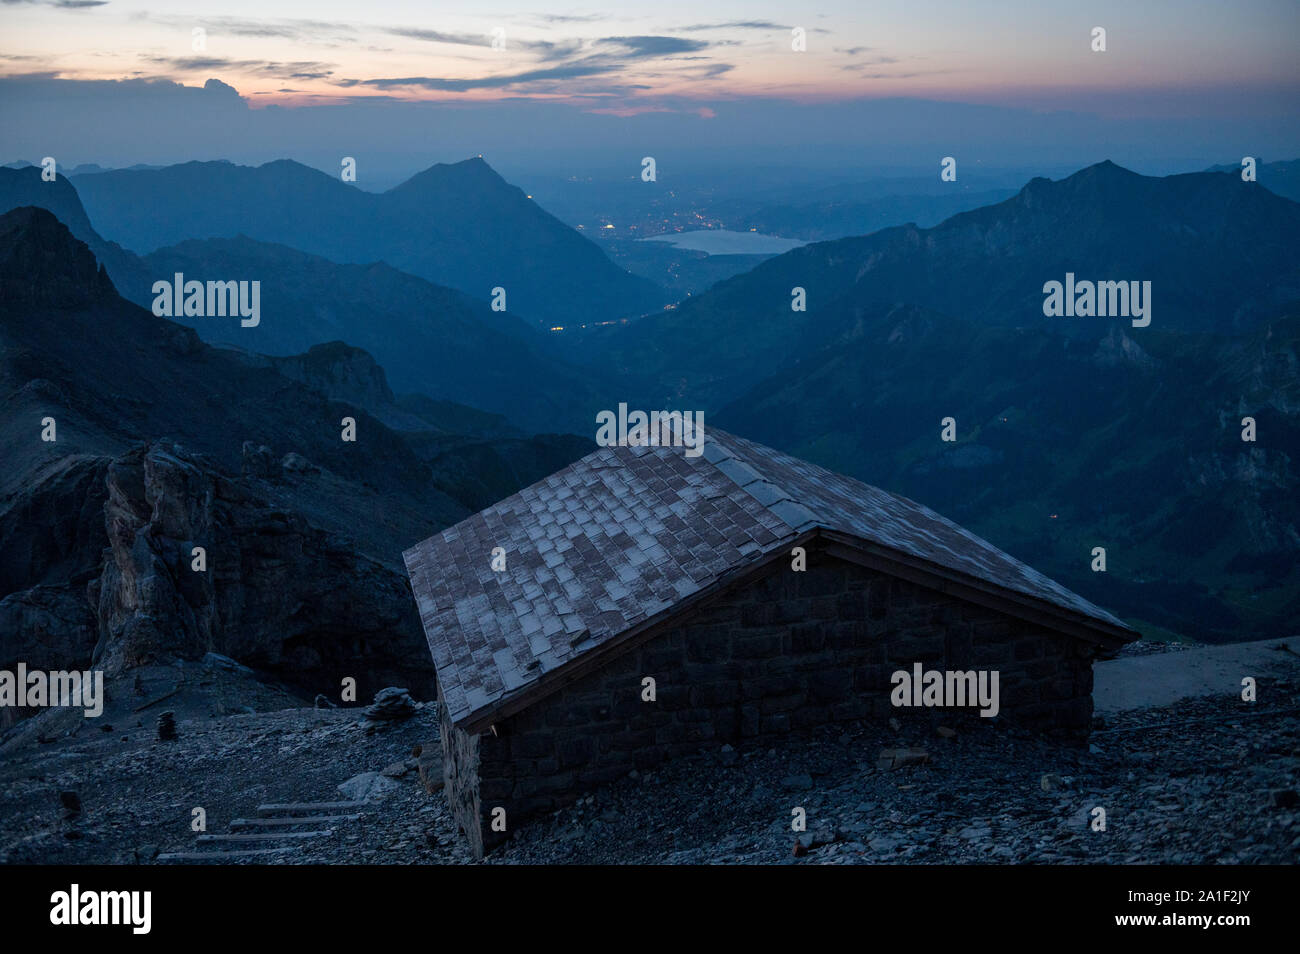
196, 830, 335, 843
156, 846, 300, 862
256, 801, 368, 816
231, 814, 363, 829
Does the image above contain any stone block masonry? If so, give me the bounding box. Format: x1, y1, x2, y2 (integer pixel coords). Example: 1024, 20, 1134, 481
442, 549, 1098, 856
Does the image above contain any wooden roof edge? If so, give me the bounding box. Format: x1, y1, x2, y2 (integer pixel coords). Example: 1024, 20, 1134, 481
817, 529, 1139, 647
452, 526, 1138, 735
456, 528, 821, 735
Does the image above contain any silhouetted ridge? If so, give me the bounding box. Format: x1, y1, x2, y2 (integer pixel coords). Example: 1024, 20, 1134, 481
387, 156, 505, 193
0, 206, 116, 309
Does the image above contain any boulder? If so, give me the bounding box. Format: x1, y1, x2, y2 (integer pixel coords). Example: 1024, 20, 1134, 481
365, 687, 418, 722
877, 748, 930, 770
337, 771, 401, 802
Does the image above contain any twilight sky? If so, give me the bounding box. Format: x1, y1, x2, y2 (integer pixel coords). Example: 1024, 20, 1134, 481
1, 0, 1297, 181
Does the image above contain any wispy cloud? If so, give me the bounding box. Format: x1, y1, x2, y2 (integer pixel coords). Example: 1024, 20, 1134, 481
360, 59, 622, 93
535, 14, 606, 24
140, 55, 337, 81
677, 20, 787, 32
384, 27, 486, 46
843, 68, 960, 80
132, 14, 356, 43
603, 36, 710, 58
383, 30, 705, 63
355, 33, 713, 94
691, 63, 735, 78
2, 0, 108, 8
840, 55, 901, 71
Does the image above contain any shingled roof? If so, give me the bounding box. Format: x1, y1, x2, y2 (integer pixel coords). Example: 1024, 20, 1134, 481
403, 429, 1136, 731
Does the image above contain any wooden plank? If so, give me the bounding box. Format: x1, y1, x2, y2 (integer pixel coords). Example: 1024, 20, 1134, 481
231, 814, 363, 829
196, 830, 334, 843
156, 847, 299, 861
256, 801, 367, 815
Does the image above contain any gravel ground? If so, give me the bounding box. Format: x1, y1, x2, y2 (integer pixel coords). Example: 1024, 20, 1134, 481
1115, 640, 1192, 657
0, 703, 472, 865
1, 670, 1295, 865
490, 675, 1300, 865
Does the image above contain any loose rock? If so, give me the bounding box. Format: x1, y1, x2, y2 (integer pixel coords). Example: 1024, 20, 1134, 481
365, 687, 417, 722
337, 771, 402, 802
157, 711, 177, 742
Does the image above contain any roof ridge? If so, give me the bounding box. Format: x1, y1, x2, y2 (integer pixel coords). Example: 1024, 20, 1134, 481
703, 428, 1129, 631
405, 424, 1137, 729
703, 430, 822, 531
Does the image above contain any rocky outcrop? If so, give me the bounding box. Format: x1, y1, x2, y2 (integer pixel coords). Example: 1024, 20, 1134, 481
0, 584, 98, 728
268, 342, 398, 411
0, 207, 586, 719
1, 438, 436, 715
0, 455, 109, 600
0, 456, 108, 701
89, 444, 217, 672
83, 442, 435, 698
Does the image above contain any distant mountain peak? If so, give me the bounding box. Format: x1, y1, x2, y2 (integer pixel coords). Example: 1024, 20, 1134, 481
1008, 159, 1175, 211
390, 156, 506, 193
1027, 159, 1141, 194
1073, 158, 1141, 179
258, 158, 331, 176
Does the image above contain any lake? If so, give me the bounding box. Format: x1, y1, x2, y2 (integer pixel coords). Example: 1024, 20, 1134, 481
639, 229, 806, 256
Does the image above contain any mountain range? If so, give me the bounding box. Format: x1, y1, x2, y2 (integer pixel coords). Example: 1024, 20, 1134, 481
0, 206, 589, 704
1205, 159, 1300, 202
0, 165, 607, 433
2, 155, 1297, 699
588, 161, 1300, 405
713, 305, 1300, 642
582, 162, 1300, 642
69, 157, 667, 329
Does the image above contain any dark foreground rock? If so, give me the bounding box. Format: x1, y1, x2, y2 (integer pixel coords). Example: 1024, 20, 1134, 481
0, 687, 473, 866
0, 669, 1294, 865
0, 441, 436, 712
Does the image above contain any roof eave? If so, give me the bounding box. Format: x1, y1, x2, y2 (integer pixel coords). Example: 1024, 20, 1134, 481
450, 526, 1136, 734
456, 527, 822, 735
818, 528, 1139, 647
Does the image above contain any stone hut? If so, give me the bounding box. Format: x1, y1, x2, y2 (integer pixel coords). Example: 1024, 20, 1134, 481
403, 429, 1136, 857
